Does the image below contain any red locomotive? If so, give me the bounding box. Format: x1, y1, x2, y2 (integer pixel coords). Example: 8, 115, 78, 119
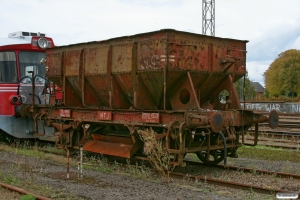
0, 31, 59, 138
19, 29, 278, 166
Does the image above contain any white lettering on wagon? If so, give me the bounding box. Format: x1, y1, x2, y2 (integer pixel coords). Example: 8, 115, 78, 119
59, 109, 70, 117
98, 111, 112, 121
245, 103, 262, 110
292, 104, 300, 113
241, 103, 300, 113
142, 113, 159, 123
266, 104, 281, 112
243, 103, 281, 112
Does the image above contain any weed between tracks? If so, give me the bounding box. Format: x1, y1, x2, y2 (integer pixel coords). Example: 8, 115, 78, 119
137, 129, 170, 180
86, 155, 154, 180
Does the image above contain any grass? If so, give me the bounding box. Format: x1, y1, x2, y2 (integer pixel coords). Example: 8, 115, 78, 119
0, 140, 59, 158
76, 153, 155, 181
21, 194, 36, 200
0, 170, 22, 186
236, 145, 300, 163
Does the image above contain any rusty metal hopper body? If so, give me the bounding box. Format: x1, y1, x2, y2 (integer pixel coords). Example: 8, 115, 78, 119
46, 29, 247, 111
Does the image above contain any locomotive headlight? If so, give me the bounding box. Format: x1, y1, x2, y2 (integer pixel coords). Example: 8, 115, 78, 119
37, 38, 48, 49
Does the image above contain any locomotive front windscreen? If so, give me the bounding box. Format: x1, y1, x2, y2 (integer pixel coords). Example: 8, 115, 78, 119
0, 52, 17, 83
19, 52, 46, 79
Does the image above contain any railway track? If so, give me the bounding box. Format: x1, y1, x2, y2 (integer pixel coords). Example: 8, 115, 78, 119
248, 129, 300, 137
244, 142, 300, 150
133, 156, 300, 197
185, 160, 300, 180
41, 147, 300, 182
169, 171, 299, 196
168, 160, 300, 197
242, 113, 300, 149
259, 113, 300, 128
0, 181, 50, 200
244, 129, 300, 149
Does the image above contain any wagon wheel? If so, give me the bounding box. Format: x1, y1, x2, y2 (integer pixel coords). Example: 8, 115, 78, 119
196, 149, 225, 165
194, 133, 225, 165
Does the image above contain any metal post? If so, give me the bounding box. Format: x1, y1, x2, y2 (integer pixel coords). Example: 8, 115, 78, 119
80, 144, 83, 179
29, 71, 35, 106
78, 162, 80, 179
254, 123, 258, 146
66, 148, 69, 179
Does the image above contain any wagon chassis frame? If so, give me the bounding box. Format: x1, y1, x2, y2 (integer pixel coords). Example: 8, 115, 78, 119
20, 104, 270, 166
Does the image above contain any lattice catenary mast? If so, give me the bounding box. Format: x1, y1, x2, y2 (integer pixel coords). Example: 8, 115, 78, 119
202, 0, 215, 36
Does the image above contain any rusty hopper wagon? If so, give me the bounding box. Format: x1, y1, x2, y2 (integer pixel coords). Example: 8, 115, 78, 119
19, 29, 278, 166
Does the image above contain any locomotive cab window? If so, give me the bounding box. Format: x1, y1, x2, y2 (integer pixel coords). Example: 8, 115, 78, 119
19, 52, 46, 79
0, 52, 17, 83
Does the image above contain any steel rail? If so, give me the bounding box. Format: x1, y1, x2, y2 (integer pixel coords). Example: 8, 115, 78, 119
244, 130, 300, 149
244, 142, 300, 150
246, 111, 300, 117
261, 124, 300, 128
244, 137, 300, 144
247, 130, 300, 136
243, 137, 300, 149
0, 181, 51, 200
245, 137, 300, 145
256, 138, 300, 144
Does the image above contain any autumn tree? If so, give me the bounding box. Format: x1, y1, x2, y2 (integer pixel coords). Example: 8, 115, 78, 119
264, 49, 300, 97
234, 70, 256, 100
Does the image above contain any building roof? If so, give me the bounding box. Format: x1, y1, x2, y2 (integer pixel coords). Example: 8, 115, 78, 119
251, 82, 264, 93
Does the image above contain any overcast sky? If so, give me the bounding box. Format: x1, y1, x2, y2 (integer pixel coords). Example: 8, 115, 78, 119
1, 0, 299, 86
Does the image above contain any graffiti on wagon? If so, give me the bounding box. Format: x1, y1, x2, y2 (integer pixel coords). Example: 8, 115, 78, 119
240, 103, 300, 113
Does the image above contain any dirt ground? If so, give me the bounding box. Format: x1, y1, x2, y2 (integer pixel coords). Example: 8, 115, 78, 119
0, 187, 22, 200
1, 145, 298, 200
0, 150, 234, 200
